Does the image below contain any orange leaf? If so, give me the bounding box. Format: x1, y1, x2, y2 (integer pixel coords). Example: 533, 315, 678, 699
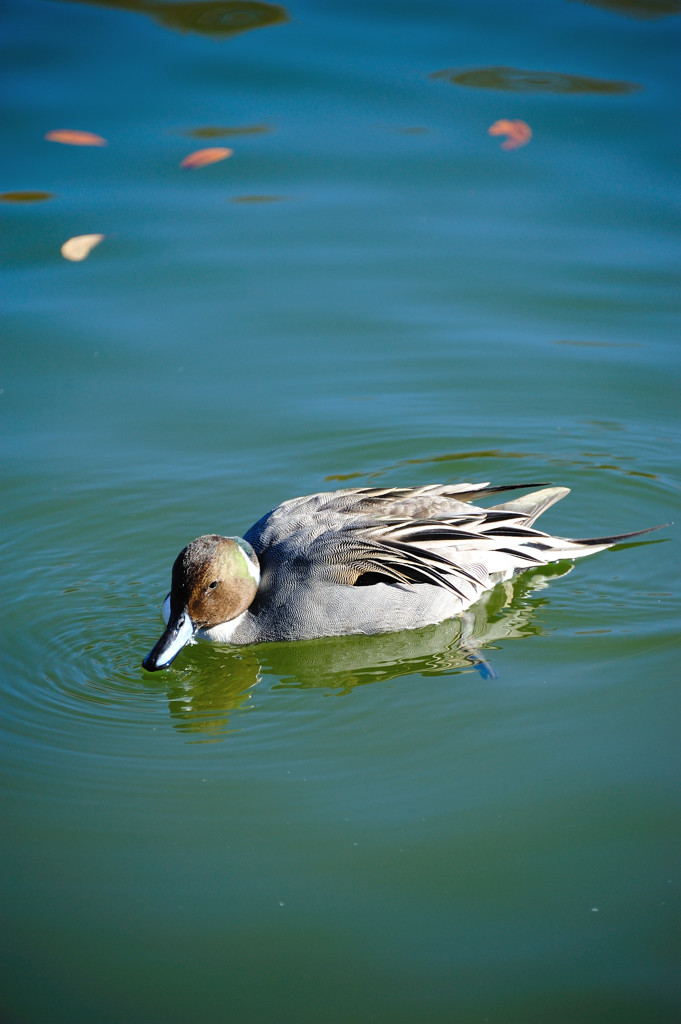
488, 119, 532, 150
180, 147, 233, 169
45, 129, 108, 147
61, 234, 105, 262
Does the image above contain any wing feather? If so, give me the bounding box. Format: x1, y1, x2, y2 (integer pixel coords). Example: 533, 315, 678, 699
249, 483, 660, 610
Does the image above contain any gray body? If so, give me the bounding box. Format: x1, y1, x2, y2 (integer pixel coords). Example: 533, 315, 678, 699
143, 482, 654, 670
203, 484, 632, 644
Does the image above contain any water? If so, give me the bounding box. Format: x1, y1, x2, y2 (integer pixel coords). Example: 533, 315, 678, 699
2, 1, 680, 1021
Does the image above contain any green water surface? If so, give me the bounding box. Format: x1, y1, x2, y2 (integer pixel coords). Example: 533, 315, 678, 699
1, 1, 680, 1022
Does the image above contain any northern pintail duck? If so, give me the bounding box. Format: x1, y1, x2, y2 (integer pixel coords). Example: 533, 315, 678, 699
142, 482, 654, 671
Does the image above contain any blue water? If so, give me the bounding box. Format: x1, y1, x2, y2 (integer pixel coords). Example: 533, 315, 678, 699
2, 1, 680, 1021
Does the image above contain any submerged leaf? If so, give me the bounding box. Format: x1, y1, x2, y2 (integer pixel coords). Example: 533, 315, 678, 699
180, 147, 233, 169
45, 129, 108, 147
61, 234, 105, 262
1, 191, 53, 202
141, 1, 289, 38
186, 124, 271, 138
230, 194, 287, 203
433, 66, 640, 95
488, 119, 532, 150
577, 0, 681, 19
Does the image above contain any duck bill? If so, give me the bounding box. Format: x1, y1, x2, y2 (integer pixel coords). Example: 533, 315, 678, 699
142, 609, 195, 672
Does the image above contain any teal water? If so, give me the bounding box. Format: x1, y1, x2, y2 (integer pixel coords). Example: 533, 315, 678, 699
2, 1, 680, 1021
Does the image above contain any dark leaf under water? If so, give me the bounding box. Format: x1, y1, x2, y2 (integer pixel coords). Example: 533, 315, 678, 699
431, 65, 641, 94
66, 0, 289, 37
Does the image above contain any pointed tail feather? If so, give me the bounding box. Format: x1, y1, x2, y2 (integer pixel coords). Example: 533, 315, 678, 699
490, 486, 570, 525
572, 524, 668, 548
447, 481, 554, 504
543, 524, 667, 562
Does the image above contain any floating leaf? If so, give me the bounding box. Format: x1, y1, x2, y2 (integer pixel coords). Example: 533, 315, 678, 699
180, 147, 233, 169
488, 119, 532, 150
45, 129, 108, 147
61, 234, 105, 262
0, 190, 53, 202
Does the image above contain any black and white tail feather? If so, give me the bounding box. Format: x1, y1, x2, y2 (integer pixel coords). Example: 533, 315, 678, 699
306, 483, 661, 609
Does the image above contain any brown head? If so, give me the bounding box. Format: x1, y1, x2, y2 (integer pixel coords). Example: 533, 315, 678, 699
142, 535, 260, 671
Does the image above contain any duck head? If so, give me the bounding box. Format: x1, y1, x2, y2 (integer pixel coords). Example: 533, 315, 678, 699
142, 535, 260, 671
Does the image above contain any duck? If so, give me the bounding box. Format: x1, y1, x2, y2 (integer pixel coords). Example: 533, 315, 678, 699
142, 481, 655, 671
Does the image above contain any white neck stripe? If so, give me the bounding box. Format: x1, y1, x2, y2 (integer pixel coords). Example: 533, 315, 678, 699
235, 542, 260, 585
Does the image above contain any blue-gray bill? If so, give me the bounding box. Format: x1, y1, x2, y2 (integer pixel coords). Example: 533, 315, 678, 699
142, 609, 194, 672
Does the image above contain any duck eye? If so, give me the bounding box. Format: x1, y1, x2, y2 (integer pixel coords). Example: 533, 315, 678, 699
208, 580, 219, 590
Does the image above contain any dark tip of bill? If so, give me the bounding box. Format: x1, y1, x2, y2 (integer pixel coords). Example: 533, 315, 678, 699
142, 643, 174, 672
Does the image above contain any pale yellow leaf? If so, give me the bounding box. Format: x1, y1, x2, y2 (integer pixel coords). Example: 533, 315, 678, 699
61, 234, 105, 262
